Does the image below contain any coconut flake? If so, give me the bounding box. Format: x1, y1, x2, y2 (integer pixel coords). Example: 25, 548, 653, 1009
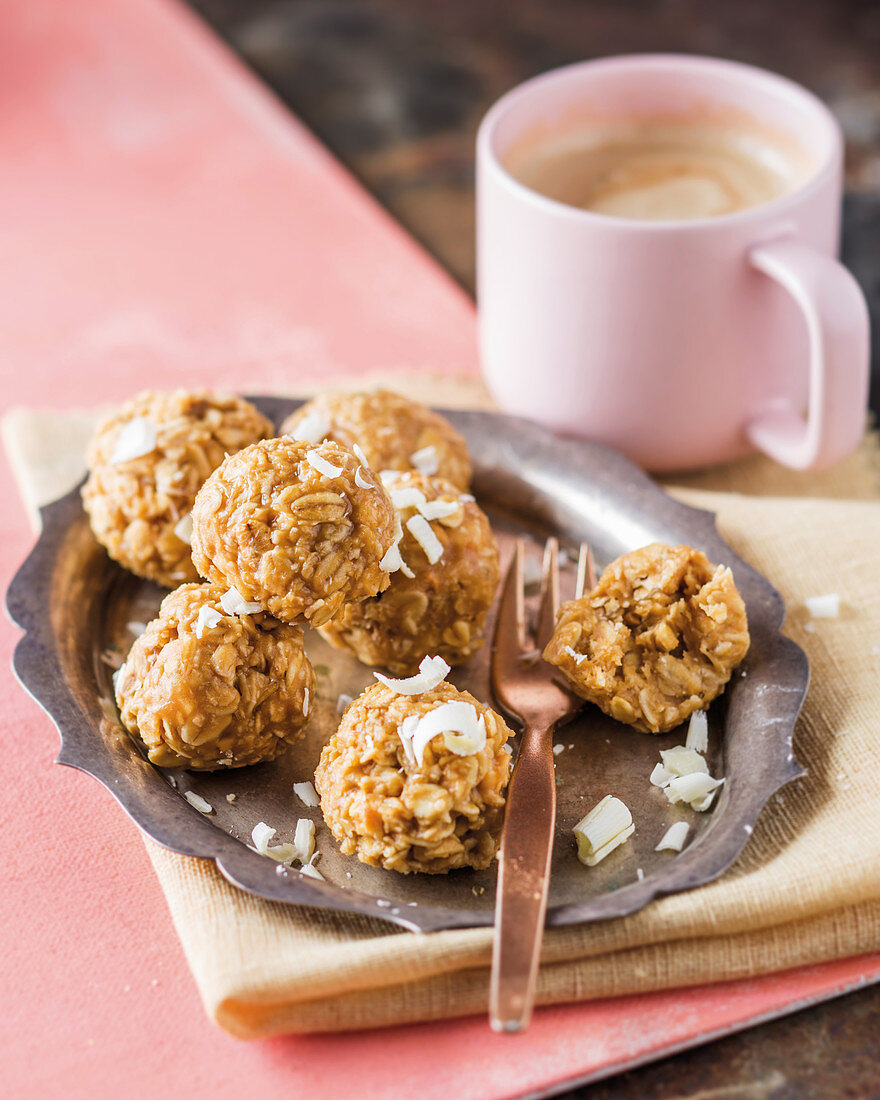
110, 417, 157, 464
112, 663, 126, 695
655, 821, 690, 852
302, 687, 310, 717
418, 499, 461, 521
660, 746, 709, 777
573, 795, 634, 866
352, 443, 370, 467
251, 822, 297, 864
397, 715, 419, 765
299, 863, 325, 881
294, 781, 320, 807
195, 604, 222, 639
354, 467, 374, 489
336, 693, 353, 714
410, 445, 439, 476
665, 772, 725, 810
289, 409, 331, 444
379, 469, 403, 485
220, 587, 262, 616
126, 620, 147, 636
374, 654, 451, 696
184, 791, 213, 814
553, 743, 565, 756
459, 493, 475, 503
174, 513, 193, 545
649, 763, 675, 788
403, 701, 487, 766
306, 449, 343, 478
406, 514, 443, 564
564, 645, 587, 665
805, 594, 840, 619
390, 487, 427, 511
294, 818, 315, 863
686, 710, 709, 754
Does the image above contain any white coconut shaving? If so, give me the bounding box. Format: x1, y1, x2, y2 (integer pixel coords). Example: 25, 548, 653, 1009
406, 514, 443, 564
302, 687, 310, 717
299, 863, 325, 881
410, 445, 439, 476
655, 821, 690, 852
354, 467, 374, 489
126, 621, 147, 636
110, 417, 157, 464
390, 486, 427, 511
336, 692, 353, 714
685, 710, 709, 754
220, 587, 262, 616
379, 469, 403, 485
352, 443, 370, 467
289, 409, 331, 444
649, 763, 675, 788
398, 701, 487, 766
251, 822, 298, 864
294, 818, 316, 863
173, 513, 193, 545
184, 791, 213, 814
375, 654, 451, 696
418, 499, 461, 522
805, 594, 840, 619
573, 795, 634, 866
459, 493, 475, 503
306, 449, 343, 478
194, 604, 222, 639
564, 645, 587, 665
665, 772, 725, 811
660, 746, 709, 777
553, 743, 565, 756
293, 781, 320, 807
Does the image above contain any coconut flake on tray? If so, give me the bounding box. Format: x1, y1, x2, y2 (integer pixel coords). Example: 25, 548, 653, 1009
375, 654, 451, 695
109, 417, 157, 464
184, 791, 213, 814
685, 709, 709, 754
665, 772, 725, 811
573, 795, 634, 867
655, 821, 690, 852
294, 780, 320, 807
220, 587, 262, 616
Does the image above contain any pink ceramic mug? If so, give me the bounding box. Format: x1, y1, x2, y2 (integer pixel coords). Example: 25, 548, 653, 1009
477, 55, 870, 471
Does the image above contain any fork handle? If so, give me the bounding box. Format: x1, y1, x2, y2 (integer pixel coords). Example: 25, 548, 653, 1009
490, 720, 557, 1033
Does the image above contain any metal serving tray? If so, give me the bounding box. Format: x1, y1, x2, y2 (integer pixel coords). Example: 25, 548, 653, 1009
6, 396, 808, 932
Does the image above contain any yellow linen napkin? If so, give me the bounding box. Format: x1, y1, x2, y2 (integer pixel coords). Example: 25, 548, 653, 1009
5, 375, 880, 1037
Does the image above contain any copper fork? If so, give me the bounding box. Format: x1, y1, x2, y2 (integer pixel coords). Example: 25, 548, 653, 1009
489, 537, 596, 1032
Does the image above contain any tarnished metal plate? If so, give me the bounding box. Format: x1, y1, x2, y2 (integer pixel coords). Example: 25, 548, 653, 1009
6, 396, 808, 932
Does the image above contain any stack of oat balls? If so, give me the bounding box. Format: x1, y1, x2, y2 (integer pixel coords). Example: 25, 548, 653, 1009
84, 389, 512, 874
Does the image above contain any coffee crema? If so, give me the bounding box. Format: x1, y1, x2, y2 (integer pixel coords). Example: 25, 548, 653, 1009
505, 120, 812, 221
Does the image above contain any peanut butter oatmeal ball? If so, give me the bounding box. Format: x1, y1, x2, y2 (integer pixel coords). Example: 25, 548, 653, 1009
315, 679, 513, 873
82, 391, 273, 587
319, 471, 499, 674
280, 389, 472, 490
190, 437, 396, 627
544, 543, 750, 734
115, 583, 315, 770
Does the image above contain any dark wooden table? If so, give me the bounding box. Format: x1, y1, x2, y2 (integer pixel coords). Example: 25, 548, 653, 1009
189, 3, 880, 1095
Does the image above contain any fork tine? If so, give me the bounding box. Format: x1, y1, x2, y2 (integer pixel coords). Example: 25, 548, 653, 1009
491, 540, 527, 700
534, 538, 560, 650
575, 541, 597, 598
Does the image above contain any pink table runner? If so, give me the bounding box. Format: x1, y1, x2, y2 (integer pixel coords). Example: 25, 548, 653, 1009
1, 1, 878, 1096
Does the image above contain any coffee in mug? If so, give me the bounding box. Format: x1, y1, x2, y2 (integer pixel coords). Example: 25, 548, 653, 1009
505, 120, 814, 221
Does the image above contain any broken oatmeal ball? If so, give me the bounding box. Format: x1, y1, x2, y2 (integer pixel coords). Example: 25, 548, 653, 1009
543, 543, 750, 734
319, 471, 499, 674
190, 437, 397, 627
280, 389, 472, 490
315, 676, 513, 873
82, 391, 273, 587
115, 582, 314, 769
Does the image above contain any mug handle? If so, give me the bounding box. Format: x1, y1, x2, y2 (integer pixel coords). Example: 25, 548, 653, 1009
746, 238, 870, 469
